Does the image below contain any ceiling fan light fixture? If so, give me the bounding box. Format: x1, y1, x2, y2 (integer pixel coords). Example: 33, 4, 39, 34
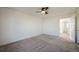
41, 11, 45, 14
36, 7, 48, 15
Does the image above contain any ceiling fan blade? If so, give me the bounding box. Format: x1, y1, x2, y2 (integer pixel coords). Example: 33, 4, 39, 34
45, 12, 48, 14
45, 7, 48, 10
41, 8, 45, 11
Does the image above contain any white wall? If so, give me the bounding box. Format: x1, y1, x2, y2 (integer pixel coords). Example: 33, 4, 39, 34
43, 17, 60, 36
0, 8, 42, 45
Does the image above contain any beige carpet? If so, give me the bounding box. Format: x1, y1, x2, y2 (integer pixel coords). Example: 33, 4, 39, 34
0, 34, 79, 52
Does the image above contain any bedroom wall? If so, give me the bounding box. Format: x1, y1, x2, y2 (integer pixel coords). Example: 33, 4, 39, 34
0, 8, 42, 46
43, 17, 60, 36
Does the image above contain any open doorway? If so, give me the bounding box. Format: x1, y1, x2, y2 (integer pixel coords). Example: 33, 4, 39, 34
60, 16, 75, 42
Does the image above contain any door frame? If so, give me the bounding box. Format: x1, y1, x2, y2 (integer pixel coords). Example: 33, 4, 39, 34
60, 16, 77, 43
75, 16, 77, 43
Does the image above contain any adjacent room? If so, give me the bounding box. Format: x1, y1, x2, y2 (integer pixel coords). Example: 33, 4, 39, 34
0, 7, 79, 52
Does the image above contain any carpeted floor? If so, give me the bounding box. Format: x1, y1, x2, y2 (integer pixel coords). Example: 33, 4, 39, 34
0, 34, 79, 52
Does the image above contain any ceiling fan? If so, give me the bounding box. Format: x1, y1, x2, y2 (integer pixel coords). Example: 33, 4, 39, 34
36, 7, 49, 14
